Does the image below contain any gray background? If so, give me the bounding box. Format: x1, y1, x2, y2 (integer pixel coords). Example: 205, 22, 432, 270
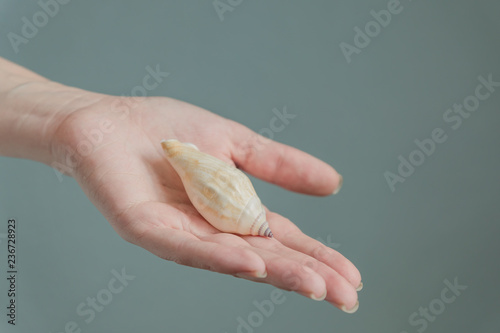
1, 0, 499, 332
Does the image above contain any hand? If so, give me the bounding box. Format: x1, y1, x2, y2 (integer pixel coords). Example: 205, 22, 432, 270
3, 72, 361, 312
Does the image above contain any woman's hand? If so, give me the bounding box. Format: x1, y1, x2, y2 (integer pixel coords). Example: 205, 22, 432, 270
1, 57, 361, 312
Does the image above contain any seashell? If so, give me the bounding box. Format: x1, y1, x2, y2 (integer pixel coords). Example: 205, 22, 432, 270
161, 139, 273, 238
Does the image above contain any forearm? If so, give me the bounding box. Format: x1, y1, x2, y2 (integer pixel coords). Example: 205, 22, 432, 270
0, 57, 99, 165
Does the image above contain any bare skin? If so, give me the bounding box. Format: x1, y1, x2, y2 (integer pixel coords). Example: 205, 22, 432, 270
0, 57, 361, 312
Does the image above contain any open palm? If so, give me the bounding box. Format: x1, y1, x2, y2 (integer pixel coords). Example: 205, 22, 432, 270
53, 94, 361, 312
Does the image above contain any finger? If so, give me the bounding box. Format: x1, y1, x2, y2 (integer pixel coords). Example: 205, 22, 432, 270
140, 227, 267, 276
119, 204, 267, 277
243, 235, 358, 311
229, 123, 342, 196
268, 212, 362, 289
241, 243, 328, 300
199, 232, 326, 299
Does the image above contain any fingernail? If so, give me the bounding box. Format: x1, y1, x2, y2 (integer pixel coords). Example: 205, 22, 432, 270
235, 270, 267, 279
341, 301, 359, 314
255, 270, 267, 278
309, 290, 327, 301
332, 175, 343, 195
356, 282, 363, 291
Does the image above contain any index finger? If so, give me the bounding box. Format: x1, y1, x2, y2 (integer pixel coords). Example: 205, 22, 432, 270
229, 123, 342, 196
267, 211, 362, 289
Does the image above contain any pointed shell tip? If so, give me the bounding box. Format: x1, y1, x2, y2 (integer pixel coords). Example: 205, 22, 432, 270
262, 227, 273, 238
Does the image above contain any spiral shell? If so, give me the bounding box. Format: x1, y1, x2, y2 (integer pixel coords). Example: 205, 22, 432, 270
161, 139, 273, 237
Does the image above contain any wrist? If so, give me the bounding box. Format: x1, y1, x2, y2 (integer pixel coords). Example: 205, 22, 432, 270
0, 78, 102, 166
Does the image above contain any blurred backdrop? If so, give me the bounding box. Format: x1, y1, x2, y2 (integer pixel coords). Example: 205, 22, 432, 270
1, 0, 499, 332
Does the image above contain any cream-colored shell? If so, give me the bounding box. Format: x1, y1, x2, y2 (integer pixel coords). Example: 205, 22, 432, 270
161, 139, 272, 237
